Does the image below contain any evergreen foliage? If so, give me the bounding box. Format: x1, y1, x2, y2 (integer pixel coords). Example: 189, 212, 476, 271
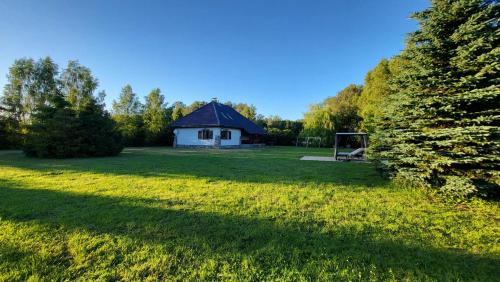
371, 0, 499, 197
24, 94, 123, 158
23, 95, 81, 158
0, 114, 11, 149
73, 99, 123, 157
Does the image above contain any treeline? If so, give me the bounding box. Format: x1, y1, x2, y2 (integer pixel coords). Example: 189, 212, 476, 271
110, 88, 302, 146
302, 0, 499, 198
0, 58, 122, 157
256, 116, 303, 146
0, 60, 301, 152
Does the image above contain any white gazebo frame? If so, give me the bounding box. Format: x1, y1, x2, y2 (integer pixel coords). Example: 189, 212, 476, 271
333, 132, 368, 161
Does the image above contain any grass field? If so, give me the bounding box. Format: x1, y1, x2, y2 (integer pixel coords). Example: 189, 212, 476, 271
0, 147, 499, 281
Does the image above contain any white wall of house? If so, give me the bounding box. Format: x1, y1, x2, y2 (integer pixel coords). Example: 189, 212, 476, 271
221, 128, 241, 146
174, 127, 241, 147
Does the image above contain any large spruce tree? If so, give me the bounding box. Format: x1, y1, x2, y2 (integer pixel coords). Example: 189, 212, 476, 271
372, 0, 499, 197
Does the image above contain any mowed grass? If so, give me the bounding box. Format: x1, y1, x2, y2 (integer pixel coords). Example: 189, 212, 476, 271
0, 147, 499, 281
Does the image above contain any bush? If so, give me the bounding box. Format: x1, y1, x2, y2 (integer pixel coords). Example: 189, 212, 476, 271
24, 96, 122, 158
264, 128, 296, 146
113, 114, 146, 147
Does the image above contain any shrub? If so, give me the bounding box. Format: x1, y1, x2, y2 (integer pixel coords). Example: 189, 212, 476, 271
24, 95, 122, 158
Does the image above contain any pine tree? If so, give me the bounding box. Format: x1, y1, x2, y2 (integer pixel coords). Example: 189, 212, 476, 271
372, 0, 499, 197
24, 93, 123, 158
23, 94, 81, 158
75, 99, 123, 157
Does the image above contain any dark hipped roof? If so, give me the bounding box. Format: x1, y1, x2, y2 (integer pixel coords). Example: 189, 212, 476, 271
169, 101, 265, 135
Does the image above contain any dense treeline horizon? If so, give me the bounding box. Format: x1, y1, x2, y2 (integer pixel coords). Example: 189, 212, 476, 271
0, 60, 302, 151
110, 85, 304, 147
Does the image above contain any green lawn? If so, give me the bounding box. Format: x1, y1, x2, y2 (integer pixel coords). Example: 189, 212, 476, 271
0, 147, 498, 281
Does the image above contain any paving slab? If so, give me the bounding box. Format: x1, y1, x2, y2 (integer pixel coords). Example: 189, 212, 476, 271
300, 156, 336, 162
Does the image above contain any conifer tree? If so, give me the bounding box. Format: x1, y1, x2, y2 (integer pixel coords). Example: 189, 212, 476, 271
75, 98, 123, 157
372, 0, 499, 197
23, 93, 81, 158
24, 92, 123, 158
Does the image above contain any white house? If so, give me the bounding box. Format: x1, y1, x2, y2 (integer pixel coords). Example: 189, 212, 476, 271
170, 101, 265, 148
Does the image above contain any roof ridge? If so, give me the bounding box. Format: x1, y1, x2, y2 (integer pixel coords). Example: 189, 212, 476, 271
212, 102, 221, 125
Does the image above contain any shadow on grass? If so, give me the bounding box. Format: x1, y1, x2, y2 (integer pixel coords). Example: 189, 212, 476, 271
0, 182, 498, 280
0, 148, 387, 187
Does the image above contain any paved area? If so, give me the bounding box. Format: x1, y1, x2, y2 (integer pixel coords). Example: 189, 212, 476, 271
300, 156, 336, 162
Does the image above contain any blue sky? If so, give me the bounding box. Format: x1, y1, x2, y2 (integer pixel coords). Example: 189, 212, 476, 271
0, 0, 428, 120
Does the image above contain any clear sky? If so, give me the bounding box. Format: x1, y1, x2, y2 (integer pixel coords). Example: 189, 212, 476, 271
0, 0, 429, 120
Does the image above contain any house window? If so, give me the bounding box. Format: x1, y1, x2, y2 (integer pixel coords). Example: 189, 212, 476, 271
221, 129, 231, 140
198, 129, 213, 140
